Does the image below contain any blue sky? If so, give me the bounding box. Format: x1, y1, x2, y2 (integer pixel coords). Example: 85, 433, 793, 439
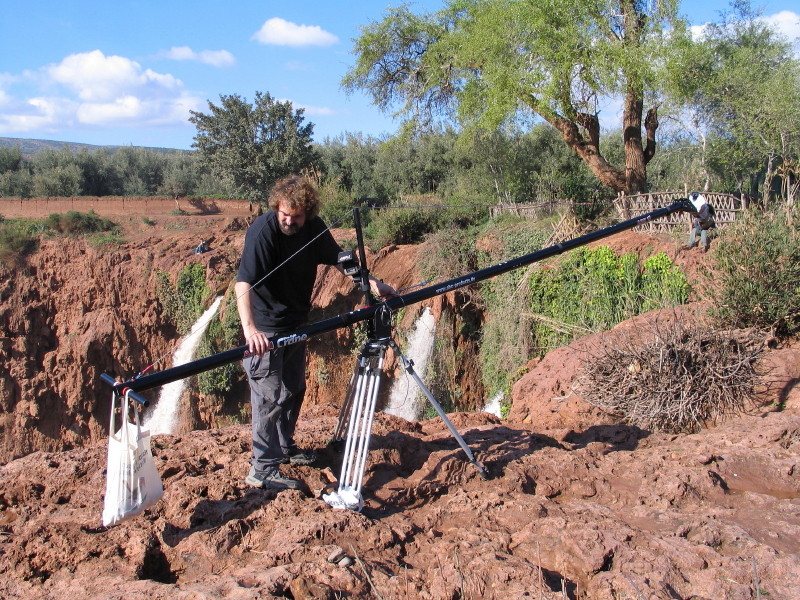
1, 0, 798, 150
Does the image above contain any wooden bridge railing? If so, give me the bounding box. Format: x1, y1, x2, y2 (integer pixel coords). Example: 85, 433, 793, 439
489, 192, 744, 234
613, 191, 743, 233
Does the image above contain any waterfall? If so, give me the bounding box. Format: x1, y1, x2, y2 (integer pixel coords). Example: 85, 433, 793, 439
143, 295, 224, 435
483, 391, 504, 418
385, 306, 436, 421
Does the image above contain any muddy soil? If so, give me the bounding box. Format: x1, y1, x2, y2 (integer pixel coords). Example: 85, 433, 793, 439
0, 198, 798, 599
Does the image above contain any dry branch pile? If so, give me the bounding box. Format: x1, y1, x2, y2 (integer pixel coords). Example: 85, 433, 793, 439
578, 324, 765, 433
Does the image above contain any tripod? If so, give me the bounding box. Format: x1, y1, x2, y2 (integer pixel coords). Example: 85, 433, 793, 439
323, 304, 489, 511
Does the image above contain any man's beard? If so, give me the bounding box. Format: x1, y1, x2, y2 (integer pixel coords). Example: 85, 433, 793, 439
279, 222, 300, 235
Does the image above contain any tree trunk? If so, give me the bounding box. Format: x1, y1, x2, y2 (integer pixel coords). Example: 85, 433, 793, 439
550, 117, 627, 193
622, 91, 648, 194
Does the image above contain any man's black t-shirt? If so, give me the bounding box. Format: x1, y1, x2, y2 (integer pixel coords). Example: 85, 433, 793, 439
237, 211, 341, 331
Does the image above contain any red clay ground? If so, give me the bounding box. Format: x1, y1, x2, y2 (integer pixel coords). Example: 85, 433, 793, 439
0, 198, 798, 599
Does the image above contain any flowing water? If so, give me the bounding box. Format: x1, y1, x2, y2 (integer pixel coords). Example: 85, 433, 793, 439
143, 296, 224, 435
385, 306, 437, 421
482, 391, 504, 418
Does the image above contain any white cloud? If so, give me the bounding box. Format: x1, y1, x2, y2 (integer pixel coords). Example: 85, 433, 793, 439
0, 50, 204, 134
295, 103, 336, 116
252, 17, 338, 47
690, 24, 707, 40
0, 96, 76, 132
47, 50, 182, 102
162, 46, 236, 67
762, 10, 800, 45
691, 10, 800, 47
276, 97, 336, 116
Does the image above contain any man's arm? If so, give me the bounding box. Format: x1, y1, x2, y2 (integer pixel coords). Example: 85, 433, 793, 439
235, 281, 271, 355
333, 265, 397, 300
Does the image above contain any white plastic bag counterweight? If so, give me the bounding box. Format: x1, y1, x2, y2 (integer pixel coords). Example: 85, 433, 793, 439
102, 390, 164, 527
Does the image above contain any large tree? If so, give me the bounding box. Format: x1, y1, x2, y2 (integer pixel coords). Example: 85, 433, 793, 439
189, 92, 317, 203
343, 0, 687, 195
668, 3, 800, 201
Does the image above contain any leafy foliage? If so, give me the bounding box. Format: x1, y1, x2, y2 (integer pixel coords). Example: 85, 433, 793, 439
189, 92, 317, 203
479, 241, 689, 398
45, 210, 116, 235
667, 2, 800, 199
710, 205, 800, 337
0, 219, 39, 263
343, 0, 687, 193
528, 247, 689, 353
156, 263, 210, 335
364, 199, 489, 249
197, 292, 243, 396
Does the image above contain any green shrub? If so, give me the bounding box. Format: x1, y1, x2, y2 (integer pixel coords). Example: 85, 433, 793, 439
45, 210, 116, 235
419, 227, 480, 283
527, 247, 689, 354
197, 291, 243, 395
90, 230, 125, 248
476, 220, 550, 396
477, 244, 689, 398
156, 263, 210, 335
0, 219, 39, 262
710, 205, 800, 337
642, 252, 691, 311
365, 205, 441, 247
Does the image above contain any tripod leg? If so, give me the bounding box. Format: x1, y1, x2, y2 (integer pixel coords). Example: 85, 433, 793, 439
324, 345, 386, 510
333, 354, 365, 442
390, 340, 490, 480
338, 358, 370, 491
351, 353, 383, 496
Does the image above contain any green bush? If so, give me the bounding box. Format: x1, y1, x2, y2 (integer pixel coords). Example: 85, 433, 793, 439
476, 220, 550, 396
710, 205, 800, 337
365, 205, 441, 247
45, 210, 116, 235
316, 186, 378, 230
90, 230, 125, 248
418, 227, 480, 283
478, 244, 689, 398
0, 219, 39, 262
197, 291, 243, 395
156, 263, 210, 335
527, 247, 690, 351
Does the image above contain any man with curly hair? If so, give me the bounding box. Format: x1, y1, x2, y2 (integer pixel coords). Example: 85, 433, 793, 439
236, 174, 394, 491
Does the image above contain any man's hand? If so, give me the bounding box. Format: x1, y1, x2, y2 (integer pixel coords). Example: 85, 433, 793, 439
245, 330, 273, 356
236, 280, 273, 356
370, 277, 397, 300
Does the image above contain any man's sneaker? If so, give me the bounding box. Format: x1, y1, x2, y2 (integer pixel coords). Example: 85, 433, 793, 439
245, 468, 303, 491
285, 448, 317, 466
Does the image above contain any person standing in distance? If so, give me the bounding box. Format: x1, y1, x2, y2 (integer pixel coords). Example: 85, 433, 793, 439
236, 174, 395, 490
687, 191, 716, 252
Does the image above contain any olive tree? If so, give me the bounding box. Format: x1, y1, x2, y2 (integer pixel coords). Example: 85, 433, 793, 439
343, 0, 688, 195
189, 92, 317, 203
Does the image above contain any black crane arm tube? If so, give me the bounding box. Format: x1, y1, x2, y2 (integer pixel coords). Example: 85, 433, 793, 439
101, 199, 694, 399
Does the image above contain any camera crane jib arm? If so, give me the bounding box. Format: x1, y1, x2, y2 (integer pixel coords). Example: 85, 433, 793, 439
101, 199, 696, 404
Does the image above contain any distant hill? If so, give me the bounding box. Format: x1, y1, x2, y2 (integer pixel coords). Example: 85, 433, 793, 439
0, 137, 184, 156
